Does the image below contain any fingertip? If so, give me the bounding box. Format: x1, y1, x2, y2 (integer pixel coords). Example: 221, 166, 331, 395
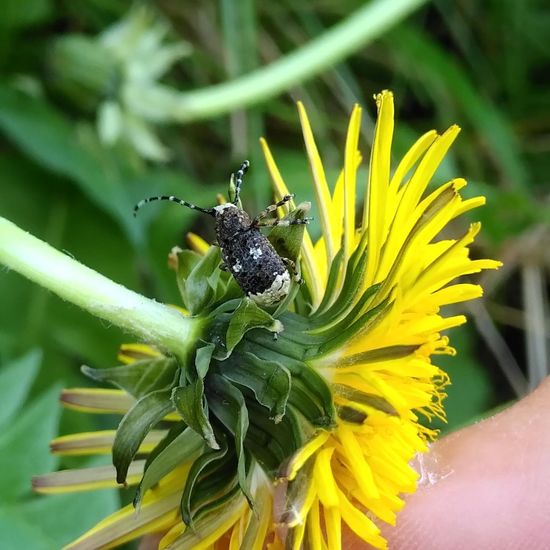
385, 376, 550, 549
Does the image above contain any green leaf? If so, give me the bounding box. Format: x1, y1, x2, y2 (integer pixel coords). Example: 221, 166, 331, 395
242, 315, 317, 359
206, 265, 222, 298
0, 0, 52, 30
0, 349, 41, 428
225, 298, 283, 353
223, 352, 291, 422
136, 427, 204, 505
180, 434, 234, 526
172, 380, 218, 449
48, 35, 114, 110
287, 376, 333, 428
174, 484, 244, 547
0, 85, 213, 249
172, 248, 202, 301
314, 297, 391, 357
142, 422, 187, 472
389, 25, 528, 193
195, 343, 215, 379
0, 85, 142, 245
311, 248, 345, 315
184, 246, 222, 314
245, 400, 305, 474
28, 488, 118, 545
232, 335, 334, 427
217, 276, 245, 305
279, 459, 315, 526
240, 482, 272, 550
311, 256, 375, 327
112, 388, 174, 484
207, 374, 252, 505
193, 479, 242, 523
271, 276, 302, 319
81, 357, 179, 399
0, 385, 60, 501
287, 359, 335, 427
312, 247, 372, 326
0, 475, 118, 549
0, 506, 54, 550
267, 201, 311, 263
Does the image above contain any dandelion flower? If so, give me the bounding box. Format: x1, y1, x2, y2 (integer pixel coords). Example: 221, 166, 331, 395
25, 91, 500, 549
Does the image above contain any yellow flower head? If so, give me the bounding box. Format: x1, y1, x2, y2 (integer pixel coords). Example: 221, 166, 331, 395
258, 91, 500, 549
33, 91, 500, 549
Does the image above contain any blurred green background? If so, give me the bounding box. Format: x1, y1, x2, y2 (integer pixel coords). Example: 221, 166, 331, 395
0, 0, 548, 547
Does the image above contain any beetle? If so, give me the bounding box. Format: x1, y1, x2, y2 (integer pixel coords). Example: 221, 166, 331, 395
134, 160, 311, 306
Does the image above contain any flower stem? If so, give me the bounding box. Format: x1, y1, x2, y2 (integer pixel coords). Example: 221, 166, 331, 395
0, 217, 201, 360
172, 0, 427, 122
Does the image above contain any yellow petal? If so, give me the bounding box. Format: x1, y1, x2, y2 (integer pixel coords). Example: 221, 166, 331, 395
388, 130, 438, 198
60, 388, 134, 414
242, 485, 272, 550
331, 170, 345, 249
33, 461, 145, 494
290, 522, 306, 550
259, 136, 322, 305
165, 498, 248, 550
336, 424, 379, 499
186, 232, 210, 255
60, 388, 180, 421
117, 343, 162, 364
343, 105, 361, 261
363, 91, 395, 286
306, 498, 326, 550
374, 126, 461, 286
159, 522, 185, 549
65, 465, 189, 549
66, 501, 179, 549
286, 474, 317, 528
453, 195, 486, 217
322, 505, 341, 550
281, 430, 330, 481
229, 513, 246, 550
297, 101, 335, 263
337, 487, 386, 549
313, 447, 339, 508
50, 429, 166, 456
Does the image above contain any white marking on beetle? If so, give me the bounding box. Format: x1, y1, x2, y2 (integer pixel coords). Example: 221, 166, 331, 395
233, 261, 242, 273
249, 247, 263, 260
249, 271, 291, 306
213, 203, 238, 213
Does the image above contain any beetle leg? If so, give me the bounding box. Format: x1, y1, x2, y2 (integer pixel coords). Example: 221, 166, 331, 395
282, 257, 303, 284
251, 194, 295, 227
252, 218, 312, 228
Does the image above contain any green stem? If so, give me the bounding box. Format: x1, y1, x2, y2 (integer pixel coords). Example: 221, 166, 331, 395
0, 217, 201, 360
173, 0, 427, 122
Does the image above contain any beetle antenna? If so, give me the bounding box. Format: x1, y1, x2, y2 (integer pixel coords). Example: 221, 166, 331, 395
133, 195, 215, 217
232, 160, 250, 205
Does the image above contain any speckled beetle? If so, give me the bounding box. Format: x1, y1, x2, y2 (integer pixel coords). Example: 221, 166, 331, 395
134, 161, 311, 306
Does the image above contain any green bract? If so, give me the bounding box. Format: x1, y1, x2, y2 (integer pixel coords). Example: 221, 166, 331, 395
77, 200, 388, 528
